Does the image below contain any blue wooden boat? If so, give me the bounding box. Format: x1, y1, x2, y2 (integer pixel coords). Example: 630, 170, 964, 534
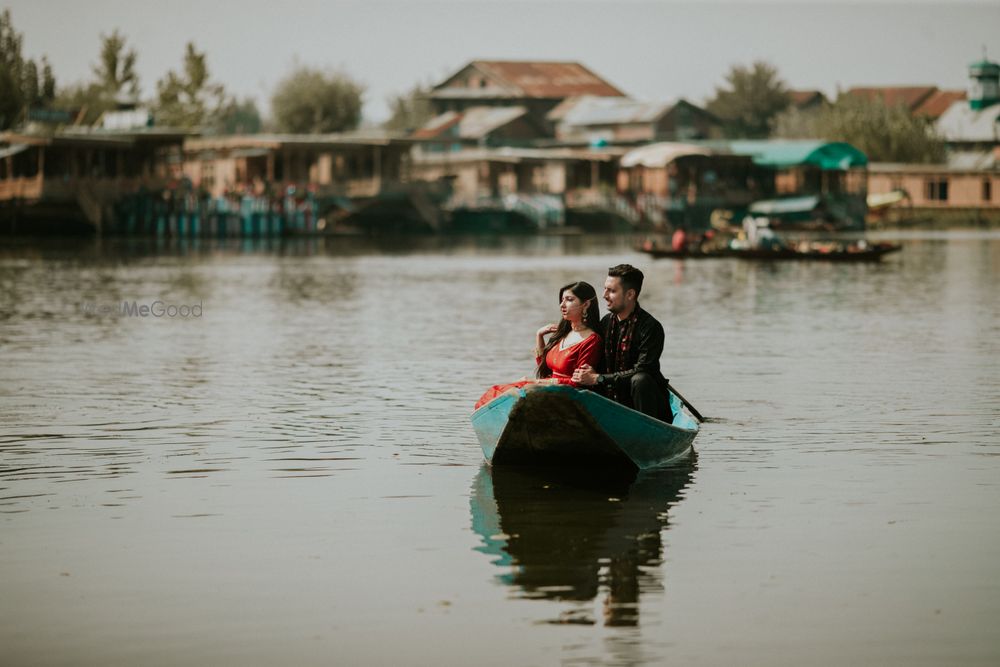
471, 384, 698, 470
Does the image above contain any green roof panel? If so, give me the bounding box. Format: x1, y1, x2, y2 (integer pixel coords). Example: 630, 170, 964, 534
727, 140, 868, 170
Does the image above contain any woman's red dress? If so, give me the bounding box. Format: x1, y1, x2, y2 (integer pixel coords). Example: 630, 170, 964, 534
474, 333, 602, 410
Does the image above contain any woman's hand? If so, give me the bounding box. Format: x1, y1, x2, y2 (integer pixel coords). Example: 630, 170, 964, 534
536, 323, 558, 338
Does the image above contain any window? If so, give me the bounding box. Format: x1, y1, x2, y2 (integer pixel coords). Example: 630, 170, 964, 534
984, 178, 992, 202
925, 177, 949, 202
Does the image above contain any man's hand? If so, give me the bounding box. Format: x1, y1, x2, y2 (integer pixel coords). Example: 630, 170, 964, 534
573, 364, 600, 386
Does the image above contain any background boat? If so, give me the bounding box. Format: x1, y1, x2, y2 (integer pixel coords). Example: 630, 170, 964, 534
639, 241, 902, 262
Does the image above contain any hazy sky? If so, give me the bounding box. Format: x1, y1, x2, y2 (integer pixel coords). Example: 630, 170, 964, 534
5, 0, 999, 123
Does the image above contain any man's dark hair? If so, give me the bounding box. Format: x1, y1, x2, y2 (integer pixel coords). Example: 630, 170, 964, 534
608, 264, 644, 297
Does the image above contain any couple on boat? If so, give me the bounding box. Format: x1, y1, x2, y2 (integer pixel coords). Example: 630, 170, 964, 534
475, 264, 674, 423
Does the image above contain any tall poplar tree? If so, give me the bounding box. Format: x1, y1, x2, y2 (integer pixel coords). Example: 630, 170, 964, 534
0, 9, 56, 129
155, 42, 229, 129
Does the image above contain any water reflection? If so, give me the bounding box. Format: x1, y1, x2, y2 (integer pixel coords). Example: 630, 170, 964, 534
470, 457, 696, 626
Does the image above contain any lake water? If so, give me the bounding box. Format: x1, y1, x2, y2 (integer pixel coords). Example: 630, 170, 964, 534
1, 231, 998, 666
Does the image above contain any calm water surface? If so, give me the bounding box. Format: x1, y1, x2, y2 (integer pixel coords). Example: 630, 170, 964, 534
1, 232, 998, 666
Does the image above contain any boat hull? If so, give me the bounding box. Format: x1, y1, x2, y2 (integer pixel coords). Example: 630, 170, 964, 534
471, 384, 698, 470
640, 243, 901, 262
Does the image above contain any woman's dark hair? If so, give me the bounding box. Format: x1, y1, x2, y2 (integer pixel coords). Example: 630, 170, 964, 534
536, 281, 601, 379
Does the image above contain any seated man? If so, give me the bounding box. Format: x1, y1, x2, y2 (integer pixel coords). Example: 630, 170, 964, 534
573, 264, 673, 423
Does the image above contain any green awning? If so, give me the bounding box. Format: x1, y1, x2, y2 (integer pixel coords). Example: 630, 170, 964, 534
727, 140, 868, 170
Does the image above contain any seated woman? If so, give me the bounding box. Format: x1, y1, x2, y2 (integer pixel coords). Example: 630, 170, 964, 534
474, 281, 603, 410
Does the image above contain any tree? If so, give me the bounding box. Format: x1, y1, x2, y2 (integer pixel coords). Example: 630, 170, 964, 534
215, 97, 262, 134
0, 9, 56, 129
384, 83, 434, 133
40, 56, 55, 100
706, 61, 791, 138
271, 66, 364, 133
53, 31, 139, 126
774, 95, 945, 163
155, 42, 229, 129
93, 29, 139, 98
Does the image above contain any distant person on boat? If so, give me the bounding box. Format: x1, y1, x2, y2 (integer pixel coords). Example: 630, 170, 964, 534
572, 264, 673, 423
474, 281, 602, 410
671, 227, 688, 252
743, 215, 784, 250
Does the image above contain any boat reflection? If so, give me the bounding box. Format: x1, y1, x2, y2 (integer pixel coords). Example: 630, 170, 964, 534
470, 456, 696, 626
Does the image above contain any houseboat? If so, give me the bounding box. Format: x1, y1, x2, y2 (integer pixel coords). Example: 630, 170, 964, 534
0, 128, 187, 234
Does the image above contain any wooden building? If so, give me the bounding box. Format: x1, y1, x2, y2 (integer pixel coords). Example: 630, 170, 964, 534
182, 133, 413, 199
865, 58, 1000, 224
550, 96, 722, 145
429, 60, 625, 112
411, 107, 544, 153
412, 146, 628, 231
617, 140, 870, 230
424, 60, 626, 140
867, 155, 1000, 222
0, 129, 187, 234
617, 143, 765, 229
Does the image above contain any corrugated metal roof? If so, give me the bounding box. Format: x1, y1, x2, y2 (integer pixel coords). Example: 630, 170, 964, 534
936, 102, 1000, 142
845, 86, 937, 111
789, 90, 826, 108
413, 107, 528, 140
411, 111, 462, 139
184, 132, 412, 151
559, 96, 673, 127
946, 150, 997, 170
427, 88, 522, 100
545, 96, 586, 122
457, 106, 528, 139
414, 146, 627, 166
914, 90, 966, 119
436, 60, 625, 99
620, 142, 714, 168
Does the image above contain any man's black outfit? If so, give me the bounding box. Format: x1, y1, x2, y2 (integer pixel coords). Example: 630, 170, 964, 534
595, 304, 673, 423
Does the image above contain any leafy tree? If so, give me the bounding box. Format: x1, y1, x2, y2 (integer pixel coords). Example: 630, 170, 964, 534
40, 56, 55, 100
706, 61, 791, 138
271, 66, 364, 133
384, 83, 434, 132
53, 31, 139, 126
93, 29, 139, 98
22, 58, 38, 109
54, 83, 110, 125
0, 9, 56, 129
155, 42, 229, 129
214, 97, 262, 134
772, 105, 823, 139
774, 95, 945, 163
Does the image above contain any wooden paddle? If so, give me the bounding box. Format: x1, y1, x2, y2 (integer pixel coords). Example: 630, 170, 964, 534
666, 382, 705, 423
